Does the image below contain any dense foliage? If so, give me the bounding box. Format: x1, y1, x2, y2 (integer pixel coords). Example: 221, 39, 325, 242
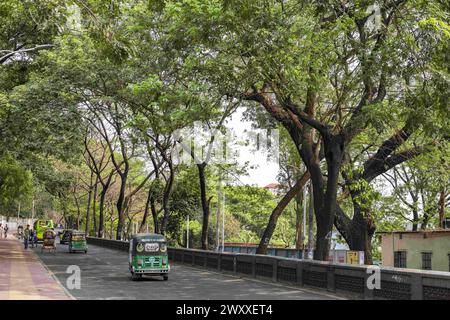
0, 0, 448, 262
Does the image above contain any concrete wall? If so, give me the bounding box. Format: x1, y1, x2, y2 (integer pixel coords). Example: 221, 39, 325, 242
381, 232, 450, 272
0, 216, 34, 231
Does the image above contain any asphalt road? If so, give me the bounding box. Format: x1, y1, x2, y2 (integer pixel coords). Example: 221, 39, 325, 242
33, 242, 341, 300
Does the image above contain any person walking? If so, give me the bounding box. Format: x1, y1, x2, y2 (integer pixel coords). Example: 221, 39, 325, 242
24, 225, 31, 249
4, 224, 8, 238
0, 224, 3, 239
31, 229, 38, 248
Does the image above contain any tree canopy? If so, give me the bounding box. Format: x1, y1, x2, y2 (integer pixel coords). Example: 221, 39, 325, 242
0, 0, 448, 263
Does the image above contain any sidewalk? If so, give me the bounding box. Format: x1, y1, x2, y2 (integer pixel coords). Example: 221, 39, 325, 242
0, 236, 71, 300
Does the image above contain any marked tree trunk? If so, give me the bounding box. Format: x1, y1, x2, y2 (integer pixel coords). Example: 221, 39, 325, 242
198, 163, 212, 249
92, 176, 98, 236
85, 172, 94, 236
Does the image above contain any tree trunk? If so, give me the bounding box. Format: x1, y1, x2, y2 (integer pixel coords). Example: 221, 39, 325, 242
335, 201, 376, 265
347, 204, 376, 264
151, 196, 159, 234
98, 188, 107, 238
98, 172, 113, 238
313, 136, 345, 261
140, 187, 153, 233
116, 171, 128, 240
412, 208, 419, 231
92, 177, 98, 236
74, 195, 81, 230
295, 190, 303, 250
85, 173, 93, 236
256, 171, 310, 254
198, 163, 210, 250
308, 182, 314, 257
160, 161, 174, 235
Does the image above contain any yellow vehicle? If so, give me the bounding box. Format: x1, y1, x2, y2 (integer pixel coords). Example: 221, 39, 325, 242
33, 219, 55, 242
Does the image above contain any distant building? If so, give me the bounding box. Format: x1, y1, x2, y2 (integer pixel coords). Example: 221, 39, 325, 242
379, 230, 450, 272
263, 183, 283, 196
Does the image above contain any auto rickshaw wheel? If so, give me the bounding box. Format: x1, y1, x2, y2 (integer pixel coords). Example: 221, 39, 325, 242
163, 275, 168, 281
131, 273, 141, 281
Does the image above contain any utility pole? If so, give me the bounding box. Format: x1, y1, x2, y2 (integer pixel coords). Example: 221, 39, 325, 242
186, 214, 190, 249
31, 198, 35, 225
308, 182, 314, 259
302, 183, 307, 259
221, 192, 225, 252
216, 172, 221, 251
17, 202, 21, 220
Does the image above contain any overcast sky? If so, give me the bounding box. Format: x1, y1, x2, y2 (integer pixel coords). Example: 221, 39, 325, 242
225, 108, 279, 187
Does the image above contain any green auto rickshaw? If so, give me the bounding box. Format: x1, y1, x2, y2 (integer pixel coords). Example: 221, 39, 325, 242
69, 230, 87, 253
129, 233, 170, 281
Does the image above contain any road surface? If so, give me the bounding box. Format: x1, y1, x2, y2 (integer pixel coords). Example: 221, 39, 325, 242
33, 242, 342, 300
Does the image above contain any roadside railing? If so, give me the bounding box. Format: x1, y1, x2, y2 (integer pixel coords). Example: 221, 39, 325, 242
86, 237, 450, 300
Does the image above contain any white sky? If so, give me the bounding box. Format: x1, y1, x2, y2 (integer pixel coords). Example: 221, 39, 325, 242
224, 108, 279, 187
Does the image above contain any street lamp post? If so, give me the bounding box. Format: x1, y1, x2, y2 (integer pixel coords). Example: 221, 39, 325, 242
302, 183, 307, 259
308, 182, 314, 260
216, 172, 221, 251
221, 192, 225, 253
31, 198, 35, 226
186, 214, 190, 249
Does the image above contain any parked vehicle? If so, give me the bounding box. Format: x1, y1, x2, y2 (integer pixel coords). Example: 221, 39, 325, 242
129, 233, 170, 281
69, 230, 87, 253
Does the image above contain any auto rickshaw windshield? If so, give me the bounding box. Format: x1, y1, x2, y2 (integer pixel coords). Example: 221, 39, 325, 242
134, 241, 167, 255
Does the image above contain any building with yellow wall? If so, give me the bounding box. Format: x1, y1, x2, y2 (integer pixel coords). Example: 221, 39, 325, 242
380, 230, 450, 272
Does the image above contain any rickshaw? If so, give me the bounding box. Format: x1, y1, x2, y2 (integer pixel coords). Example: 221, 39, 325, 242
69, 230, 87, 253
41, 229, 56, 253
129, 233, 170, 281
60, 229, 73, 244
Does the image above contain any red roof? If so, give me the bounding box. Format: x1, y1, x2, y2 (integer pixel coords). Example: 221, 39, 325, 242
264, 183, 280, 189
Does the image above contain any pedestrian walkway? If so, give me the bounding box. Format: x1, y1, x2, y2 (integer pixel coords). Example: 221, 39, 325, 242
0, 236, 71, 300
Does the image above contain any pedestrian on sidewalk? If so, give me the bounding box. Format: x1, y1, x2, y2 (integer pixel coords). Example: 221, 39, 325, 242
24, 225, 31, 249
31, 229, 38, 248
4, 224, 8, 238
0, 224, 3, 239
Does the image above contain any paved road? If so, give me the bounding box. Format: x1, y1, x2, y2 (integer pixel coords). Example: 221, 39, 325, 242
33, 242, 341, 300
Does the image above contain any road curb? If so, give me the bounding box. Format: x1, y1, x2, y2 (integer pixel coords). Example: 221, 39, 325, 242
25, 239, 77, 300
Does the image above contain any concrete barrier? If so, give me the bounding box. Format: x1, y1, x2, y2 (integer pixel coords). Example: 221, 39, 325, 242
87, 237, 450, 300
